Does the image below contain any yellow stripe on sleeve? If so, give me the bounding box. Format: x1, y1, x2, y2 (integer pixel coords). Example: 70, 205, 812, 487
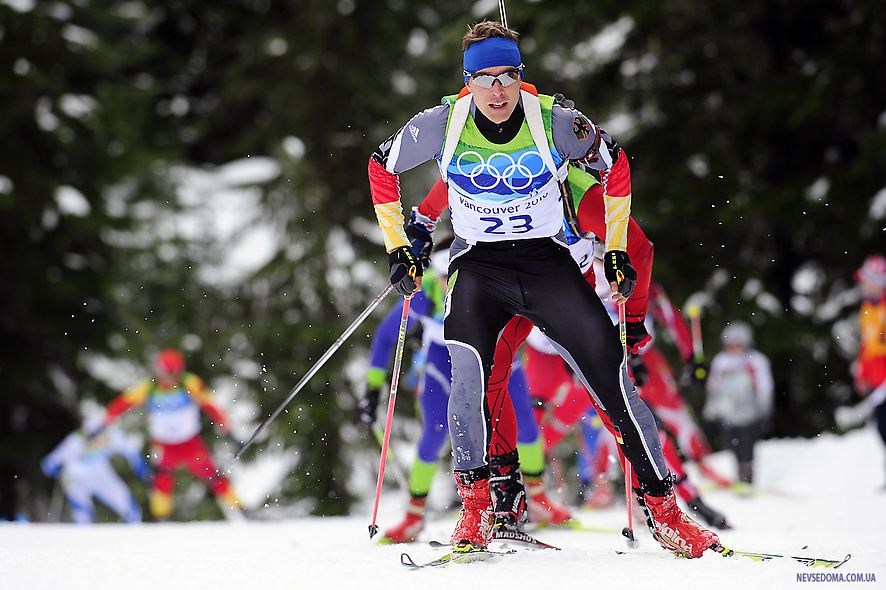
121, 379, 151, 405
183, 373, 213, 404
374, 201, 410, 252
604, 193, 631, 252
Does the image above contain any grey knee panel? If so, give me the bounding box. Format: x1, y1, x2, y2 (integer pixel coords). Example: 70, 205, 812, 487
446, 340, 490, 471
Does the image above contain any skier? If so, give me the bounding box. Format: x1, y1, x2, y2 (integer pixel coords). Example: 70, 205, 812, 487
405, 152, 654, 534
853, 255, 886, 481
41, 416, 149, 524
357, 239, 567, 543
705, 322, 774, 487
97, 349, 246, 520
368, 21, 718, 557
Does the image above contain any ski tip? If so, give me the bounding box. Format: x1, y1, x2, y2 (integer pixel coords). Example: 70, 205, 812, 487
429, 540, 449, 548
368, 524, 379, 539
400, 553, 419, 568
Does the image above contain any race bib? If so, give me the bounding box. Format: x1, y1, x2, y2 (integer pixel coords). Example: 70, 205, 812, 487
445, 149, 563, 243
147, 390, 202, 444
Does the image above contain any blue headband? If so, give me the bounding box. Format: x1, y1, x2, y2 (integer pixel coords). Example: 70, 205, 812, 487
463, 37, 522, 73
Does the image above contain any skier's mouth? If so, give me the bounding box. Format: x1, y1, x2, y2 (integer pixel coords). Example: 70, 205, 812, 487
489, 101, 508, 111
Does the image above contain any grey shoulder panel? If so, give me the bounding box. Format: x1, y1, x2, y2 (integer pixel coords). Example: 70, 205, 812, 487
372, 103, 451, 175
551, 104, 613, 170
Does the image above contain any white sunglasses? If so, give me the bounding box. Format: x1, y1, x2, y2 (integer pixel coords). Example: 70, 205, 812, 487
464, 66, 524, 89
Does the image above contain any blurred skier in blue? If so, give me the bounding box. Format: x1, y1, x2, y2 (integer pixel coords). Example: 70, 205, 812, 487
41, 415, 150, 524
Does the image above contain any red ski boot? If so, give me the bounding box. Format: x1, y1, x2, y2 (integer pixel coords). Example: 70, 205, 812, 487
450, 470, 494, 550
381, 497, 425, 544
525, 476, 571, 525
639, 489, 720, 558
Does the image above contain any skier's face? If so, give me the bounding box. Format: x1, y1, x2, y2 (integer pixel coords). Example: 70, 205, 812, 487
156, 366, 182, 384
467, 65, 522, 124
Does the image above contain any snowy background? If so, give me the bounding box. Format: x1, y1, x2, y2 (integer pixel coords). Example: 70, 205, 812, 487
1, 5, 885, 589
5, 427, 884, 589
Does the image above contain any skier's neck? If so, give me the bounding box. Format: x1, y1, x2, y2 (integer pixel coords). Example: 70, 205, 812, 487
156, 377, 179, 390
473, 103, 524, 144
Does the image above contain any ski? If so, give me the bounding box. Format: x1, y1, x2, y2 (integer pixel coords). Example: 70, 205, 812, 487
616, 546, 851, 569
401, 546, 516, 569
429, 530, 561, 551
491, 528, 561, 550
713, 545, 852, 569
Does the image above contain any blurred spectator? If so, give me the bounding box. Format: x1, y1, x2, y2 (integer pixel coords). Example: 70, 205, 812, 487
98, 349, 246, 520
41, 416, 148, 524
704, 322, 774, 486
853, 255, 886, 480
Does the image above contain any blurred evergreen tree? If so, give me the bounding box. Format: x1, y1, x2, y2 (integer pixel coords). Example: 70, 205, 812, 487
2, 0, 884, 519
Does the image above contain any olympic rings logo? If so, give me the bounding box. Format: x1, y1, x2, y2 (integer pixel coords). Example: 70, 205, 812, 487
455, 150, 547, 191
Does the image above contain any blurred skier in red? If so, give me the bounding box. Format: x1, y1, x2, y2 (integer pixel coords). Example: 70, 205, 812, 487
99, 349, 246, 520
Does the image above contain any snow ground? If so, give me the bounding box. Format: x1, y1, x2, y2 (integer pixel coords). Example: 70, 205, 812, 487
3, 428, 885, 590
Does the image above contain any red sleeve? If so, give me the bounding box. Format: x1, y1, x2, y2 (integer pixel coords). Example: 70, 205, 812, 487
105, 397, 136, 424
183, 374, 229, 431
624, 218, 653, 323
576, 183, 653, 322
200, 402, 229, 431
368, 158, 401, 205
599, 149, 631, 198
417, 178, 450, 221
649, 283, 694, 362
103, 379, 151, 426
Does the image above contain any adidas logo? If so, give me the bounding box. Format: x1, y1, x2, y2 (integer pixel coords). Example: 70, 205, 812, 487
408, 125, 420, 142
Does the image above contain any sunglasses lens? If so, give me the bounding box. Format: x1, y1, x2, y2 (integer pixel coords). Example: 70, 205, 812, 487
472, 74, 496, 89
499, 72, 520, 86
470, 69, 521, 89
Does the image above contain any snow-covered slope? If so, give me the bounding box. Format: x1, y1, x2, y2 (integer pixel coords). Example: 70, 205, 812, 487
4, 428, 884, 590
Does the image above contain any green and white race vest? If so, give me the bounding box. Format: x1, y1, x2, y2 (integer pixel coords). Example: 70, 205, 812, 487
437, 89, 568, 243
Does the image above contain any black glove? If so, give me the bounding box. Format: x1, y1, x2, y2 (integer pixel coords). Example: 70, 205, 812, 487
389, 246, 422, 297
603, 250, 637, 298
356, 386, 381, 426
405, 207, 435, 269
625, 320, 651, 354
627, 354, 649, 387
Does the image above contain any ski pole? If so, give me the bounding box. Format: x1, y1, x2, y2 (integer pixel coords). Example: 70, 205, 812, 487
371, 425, 409, 490
498, 0, 508, 28
617, 300, 639, 548
234, 284, 394, 461
687, 304, 704, 361
369, 290, 414, 538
